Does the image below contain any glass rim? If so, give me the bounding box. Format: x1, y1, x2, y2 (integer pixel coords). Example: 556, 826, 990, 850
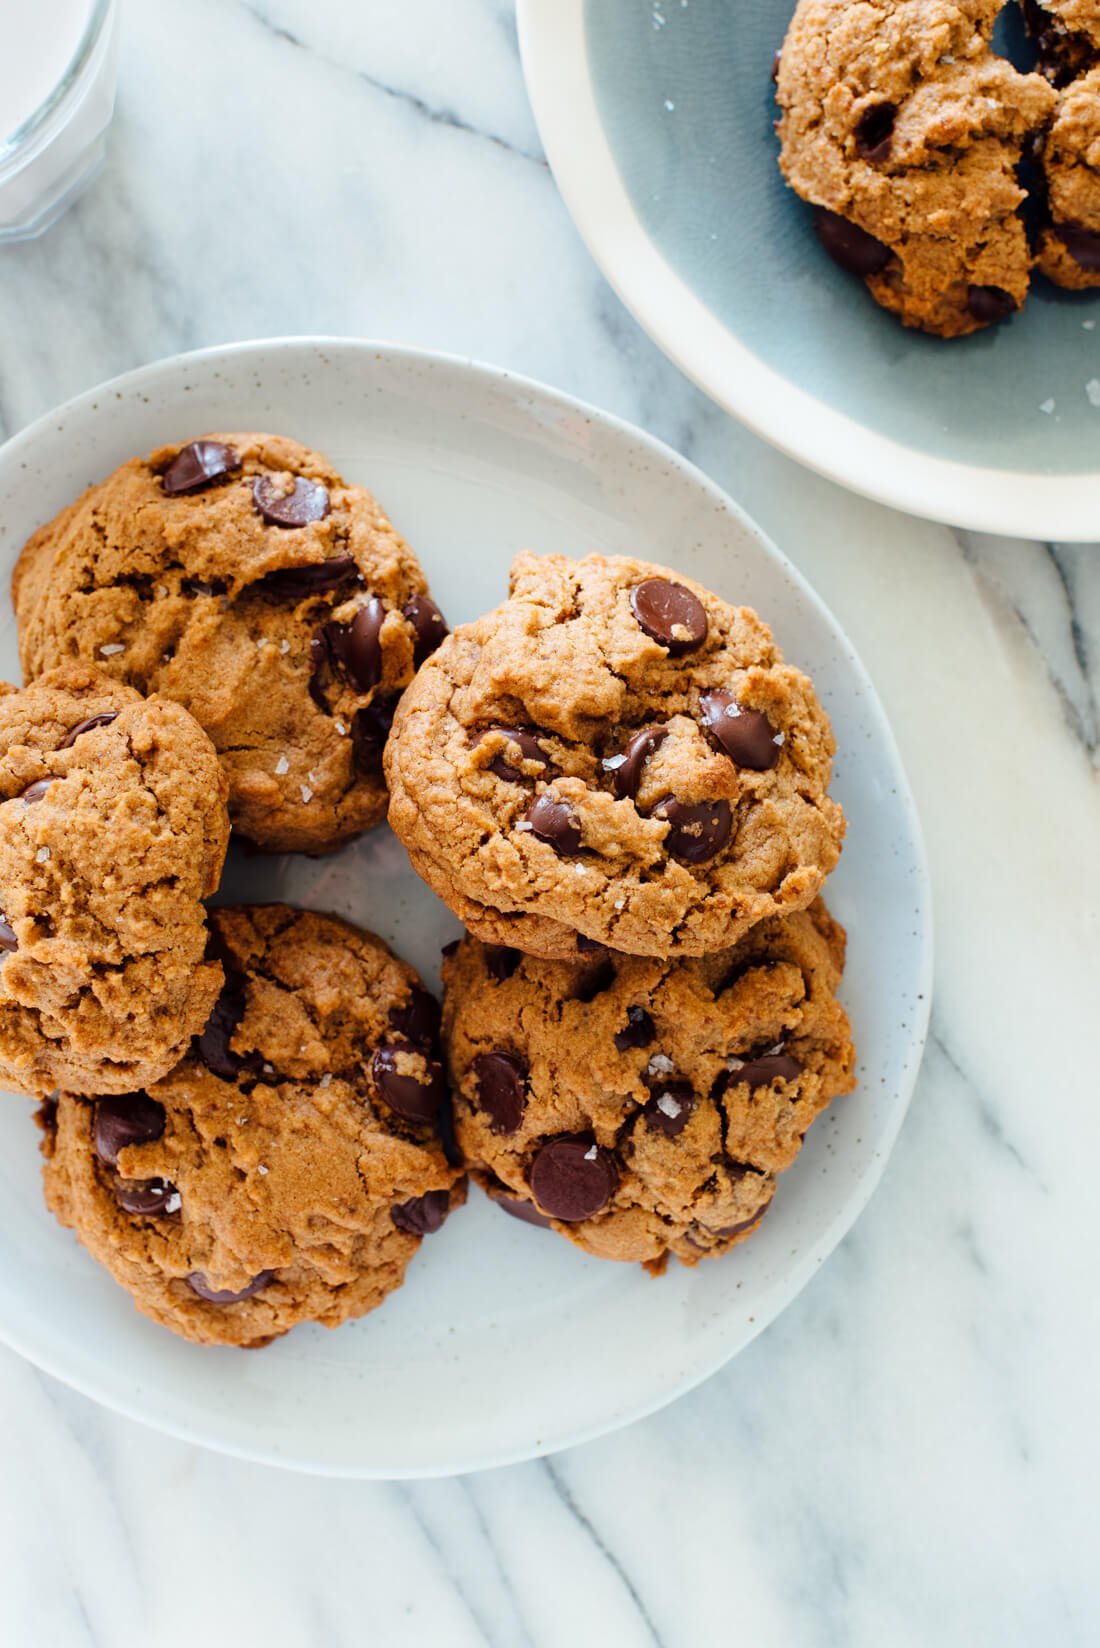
0, 0, 115, 168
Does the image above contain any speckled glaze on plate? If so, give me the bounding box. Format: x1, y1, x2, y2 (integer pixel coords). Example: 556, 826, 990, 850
518, 0, 1100, 540
0, 339, 930, 1477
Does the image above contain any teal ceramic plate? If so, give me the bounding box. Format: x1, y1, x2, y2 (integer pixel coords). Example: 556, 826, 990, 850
518, 0, 1100, 539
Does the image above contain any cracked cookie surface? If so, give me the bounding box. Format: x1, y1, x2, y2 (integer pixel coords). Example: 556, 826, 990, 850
12, 433, 447, 853
441, 901, 856, 1270
386, 552, 844, 960
40, 904, 466, 1347
0, 664, 228, 1098
776, 0, 1056, 336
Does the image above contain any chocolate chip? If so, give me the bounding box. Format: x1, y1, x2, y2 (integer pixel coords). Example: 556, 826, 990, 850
441, 938, 461, 958
629, 579, 708, 654
643, 1081, 696, 1138
713, 1203, 771, 1238
725, 1051, 802, 1091
188, 1270, 274, 1303
524, 793, 583, 856
196, 979, 250, 1081
260, 554, 357, 598
650, 796, 731, 864
0, 914, 17, 954
403, 595, 449, 666
614, 1006, 656, 1052
389, 986, 441, 1048
490, 1189, 554, 1228
576, 933, 604, 953
93, 1093, 165, 1169
472, 1051, 527, 1135
20, 779, 55, 803
855, 102, 896, 163
1057, 222, 1100, 272
113, 1176, 179, 1216
371, 1045, 444, 1124
59, 712, 118, 748
529, 1137, 617, 1222
967, 285, 1017, 324
351, 694, 399, 771
162, 440, 239, 496
323, 598, 385, 692
814, 207, 892, 276
700, 689, 780, 770
476, 726, 550, 784
575, 957, 616, 1003
602, 725, 668, 800
391, 1189, 451, 1236
485, 946, 521, 983
253, 474, 331, 527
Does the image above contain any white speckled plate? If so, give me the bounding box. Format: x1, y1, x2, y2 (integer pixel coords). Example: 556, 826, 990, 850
0, 339, 930, 1477
518, 0, 1100, 540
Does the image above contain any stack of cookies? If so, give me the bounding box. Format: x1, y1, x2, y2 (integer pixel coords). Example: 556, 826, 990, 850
0, 429, 855, 1347
386, 550, 856, 1272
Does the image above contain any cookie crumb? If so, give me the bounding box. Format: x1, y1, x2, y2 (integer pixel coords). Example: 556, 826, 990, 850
1039, 398, 1056, 415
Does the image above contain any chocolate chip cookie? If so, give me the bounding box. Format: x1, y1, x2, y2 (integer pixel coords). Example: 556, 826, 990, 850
40, 905, 465, 1347
0, 665, 228, 1098
1034, 64, 1100, 286
386, 552, 844, 960
13, 433, 448, 853
442, 900, 855, 1270
1024, 0, 1100, 85
776, 0, 1056, 336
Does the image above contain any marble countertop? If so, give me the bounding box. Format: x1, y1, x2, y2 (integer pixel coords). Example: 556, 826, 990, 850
0, 2, 1097, 1643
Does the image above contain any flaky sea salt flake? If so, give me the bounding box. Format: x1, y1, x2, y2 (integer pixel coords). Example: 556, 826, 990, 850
657, 1093, 682, 1118
275, 755, 290, 775
300, 784, 313, 803
1086, 379, 1100, 408
99, 642, 125, 657
1039, 399, 1056, 415
583, 1145, 598, 1161
35, 846, 50, 863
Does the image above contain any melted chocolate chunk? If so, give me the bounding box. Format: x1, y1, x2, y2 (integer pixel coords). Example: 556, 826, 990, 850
403, 595, 449, 665
391, 1190, 451, 1236
485, 946, 521, 983
614, 1006, 656, 1053
814, 207, 892, 276
523, 793, 583, 856
59, 712, 118, 748
322, 598, 385, 693
529, 1137, 617, 1222
650, 796, 732, 864
162, 440, 239, 496
967, 285, 1017, 324
602, 725, 668, 800
1057, 222, 1100, 272
721, 1050, 802, 1092
0, 914, 17, 954
352, 694, 399, 772
93, 1093, 165, 1169
389, 986, 442, 1049
476, 727, 550, 784
629, 579, 708, 654
699, 690, 780, 770
113, 1176, 179, 1216
188, 1270, 274, 1303
371, 1045, 444, 1124
20, 778, 55, 804
471, 1051, 527, 1135
253, 474, 330, 528
260, 555, 357, 598
490, 1189, 554, 1229
643, 1081, 696, 1138
855, 102, 897, 163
